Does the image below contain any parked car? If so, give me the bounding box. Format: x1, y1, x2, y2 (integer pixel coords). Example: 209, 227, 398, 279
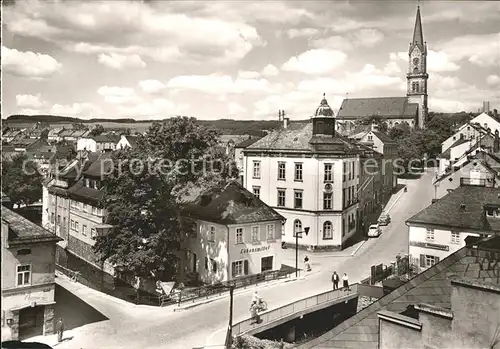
367, 224, 381, 237
378, 213, 391, 226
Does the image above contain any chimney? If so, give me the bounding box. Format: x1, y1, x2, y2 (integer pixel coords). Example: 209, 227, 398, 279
283, 110, 289, 129
494, 130, 499, 153
460, 203, 466, 211
278, 110, 282, 122
371, 121, 378, 132
494, 109, 498, 118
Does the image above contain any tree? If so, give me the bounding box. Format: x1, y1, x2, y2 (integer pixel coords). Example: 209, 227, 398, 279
1, 153, 43, 207
388, 123, 411, 142
93, 116, 238, 281
89, 124, 105, 136
378, 122, 388, 133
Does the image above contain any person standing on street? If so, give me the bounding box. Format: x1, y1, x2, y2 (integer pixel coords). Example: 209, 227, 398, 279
342, 273, 350, 291
304, 256, 311, 271
56, 318, 64, 342
250, 302, 261, 324
332, 271, 339, 290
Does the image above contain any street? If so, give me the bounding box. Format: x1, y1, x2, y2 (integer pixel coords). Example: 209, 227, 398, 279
29, 168, 436, 349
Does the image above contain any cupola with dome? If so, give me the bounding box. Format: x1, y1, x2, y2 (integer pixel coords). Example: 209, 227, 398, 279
312, 94, 336, 137
314, 93, 334, 118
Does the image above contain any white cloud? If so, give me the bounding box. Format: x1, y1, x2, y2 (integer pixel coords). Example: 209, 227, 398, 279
238, 71, 261, 79
115, 98, 189, 118
97, 86, 142, 104
139, 80, 167, 94
486, 75, 500, 87
3, 1, 264, 65
261, 64, 279, 77
2, 46, 61, 79
97, 53, 146, 69
166, 74, 282, 95
49, 103, 103, 118
228, 102, 246, 115
281, 49, 347, 74
285, 28, 320, 38
434, 33, 500, 68
16, 94, 45, 109
312, 28, 384, 51
425, 2, 500, 23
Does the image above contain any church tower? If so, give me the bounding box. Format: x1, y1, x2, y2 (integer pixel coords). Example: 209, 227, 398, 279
407, 6, 428, 129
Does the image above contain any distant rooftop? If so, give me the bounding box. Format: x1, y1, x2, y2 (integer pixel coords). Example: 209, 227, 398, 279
337, 97, 418, 120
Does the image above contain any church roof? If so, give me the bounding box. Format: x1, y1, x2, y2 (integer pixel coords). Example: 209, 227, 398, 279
411, 6, 425, 52
337, 97, 418, 120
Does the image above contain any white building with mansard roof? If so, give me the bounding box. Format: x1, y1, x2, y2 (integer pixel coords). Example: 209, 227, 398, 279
243, 95, 361, 251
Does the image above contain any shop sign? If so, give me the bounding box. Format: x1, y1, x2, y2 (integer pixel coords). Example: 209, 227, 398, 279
240, 245, 271, 254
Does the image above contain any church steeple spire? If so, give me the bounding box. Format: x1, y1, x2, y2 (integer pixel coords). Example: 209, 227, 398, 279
411, 6, 425, 53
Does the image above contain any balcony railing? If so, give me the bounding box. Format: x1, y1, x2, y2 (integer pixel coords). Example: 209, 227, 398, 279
460, 177, 491, 187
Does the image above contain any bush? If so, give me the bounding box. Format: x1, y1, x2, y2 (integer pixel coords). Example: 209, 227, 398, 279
232, 335, 292, 349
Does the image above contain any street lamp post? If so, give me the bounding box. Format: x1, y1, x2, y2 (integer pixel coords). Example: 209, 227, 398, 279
295, 227, 310, 278
224, 285, 235, 348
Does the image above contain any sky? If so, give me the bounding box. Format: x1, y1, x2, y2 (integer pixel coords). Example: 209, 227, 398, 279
2, 0, 500, 121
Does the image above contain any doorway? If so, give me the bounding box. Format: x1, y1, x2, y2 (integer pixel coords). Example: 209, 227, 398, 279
18, 306, 45, 339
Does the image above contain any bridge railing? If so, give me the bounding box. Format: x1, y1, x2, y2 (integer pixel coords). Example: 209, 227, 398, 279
231, 283, 360, 337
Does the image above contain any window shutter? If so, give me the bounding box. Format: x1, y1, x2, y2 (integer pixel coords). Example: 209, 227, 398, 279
244, 260, 249, 275
420, 254, 425, 267
435, 257, 440, 264
231, 262, 236, 278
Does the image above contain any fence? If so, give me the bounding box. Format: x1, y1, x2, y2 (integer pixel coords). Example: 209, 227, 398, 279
360, 255, 415, 286
231, 284, 360, 338
161, 269, 292, 306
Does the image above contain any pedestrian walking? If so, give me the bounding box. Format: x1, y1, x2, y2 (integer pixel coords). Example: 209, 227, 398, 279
304, 256, 311, 271
56, 318, 64, 342
342, 273, 350, 291
250, 302, 261, 324
332, 271, 339, 290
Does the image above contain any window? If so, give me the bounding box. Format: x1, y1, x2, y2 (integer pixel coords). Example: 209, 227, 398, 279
92, 206, 98, 215
57, 215, 61, 225
281, 223, 285, 236
91, 228, 97, 239
420, 254, 439, 268
261, 256, 273, 272
451, 231, 460, 244
205, 257, 209, 270
324, 163, 333, 182
75, 222, 79, 232
278, 162, 286, 180
293, 219, 302, 238
97, 208, 103, 216
294, 190, 303, 209
16, 265, 31, 286
295, 163, 303, 181
342, 218, 346, 237
323, 221, 333, 240
368, 135, 373, 141
51, 213, 55, 224
323, 193, 333, 210
277, 189, 286, 207
252, 161, 261, 179
236, 228, 243, 244
252, 186, 260, 198
426, 228, 435, 241
251, 226, 260, 242
343, 162, 346, 182
83, 204, 88, 212
82, 225, 87, 236
231, 260, 247, 277
211, 259, 217, 273
208, 226, 216, 242
267, 224, 274, 240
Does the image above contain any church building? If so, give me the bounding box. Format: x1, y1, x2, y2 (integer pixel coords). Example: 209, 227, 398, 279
337, 7, 429, 131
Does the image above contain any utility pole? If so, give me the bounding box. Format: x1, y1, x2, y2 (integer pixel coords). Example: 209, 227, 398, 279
225, 285, 235, 348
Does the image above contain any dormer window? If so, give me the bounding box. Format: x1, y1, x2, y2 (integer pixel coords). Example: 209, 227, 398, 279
486, 207, 500, 218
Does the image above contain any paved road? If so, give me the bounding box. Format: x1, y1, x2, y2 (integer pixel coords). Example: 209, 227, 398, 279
32, 168, 436, 349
